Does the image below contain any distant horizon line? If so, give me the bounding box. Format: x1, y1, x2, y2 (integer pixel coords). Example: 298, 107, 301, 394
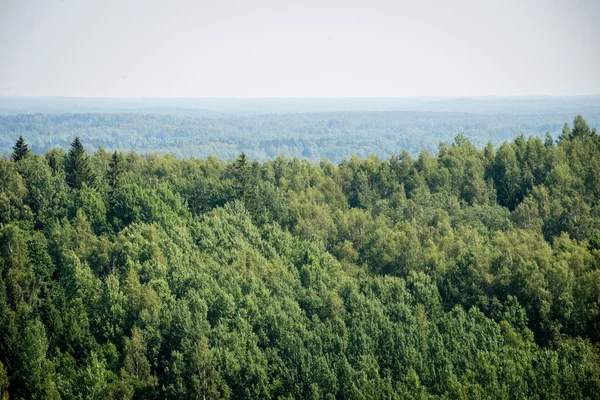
2, 95, 600, 100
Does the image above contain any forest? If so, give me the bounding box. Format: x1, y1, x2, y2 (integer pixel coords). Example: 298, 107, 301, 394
0, 115, 600, 399
1, 110, 599, 162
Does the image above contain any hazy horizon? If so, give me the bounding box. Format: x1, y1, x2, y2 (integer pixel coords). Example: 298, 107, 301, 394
3, 95, 600, 99
2, 0, 600, 98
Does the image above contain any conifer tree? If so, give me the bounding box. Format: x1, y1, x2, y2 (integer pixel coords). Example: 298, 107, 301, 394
234, 152, 249, 198
108, 151, 124, 189
11, 136, 30, 162
65, 137, 94, 189
559, 122, 573, 142
235, 152, 248, 176
572, 114, 592, 138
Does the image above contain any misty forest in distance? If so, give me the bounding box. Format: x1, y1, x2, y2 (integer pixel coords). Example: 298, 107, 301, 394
1, 96, 600, 162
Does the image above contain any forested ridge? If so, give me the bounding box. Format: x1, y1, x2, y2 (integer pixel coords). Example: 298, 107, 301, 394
1, 115, 600, 399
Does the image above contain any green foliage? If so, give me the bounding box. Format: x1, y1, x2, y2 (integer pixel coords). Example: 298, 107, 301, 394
0, 360, 7, 400
0, 116, 599, 398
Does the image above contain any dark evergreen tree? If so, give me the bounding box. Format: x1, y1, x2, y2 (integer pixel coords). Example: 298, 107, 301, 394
65, 137, 94, 189
235, 152, 248, 176
11, 136, 29, 162
234, 152, 249, 199
108, 151, 124, 189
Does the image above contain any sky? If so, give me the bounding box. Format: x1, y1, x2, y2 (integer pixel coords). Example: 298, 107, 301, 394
1, 0, 599, 98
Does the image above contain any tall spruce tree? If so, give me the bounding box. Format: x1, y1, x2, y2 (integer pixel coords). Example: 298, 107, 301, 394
108, 151, 124, 190
11, 136, 30, 162
65, 137, 94, 189
234, 152, 249, 199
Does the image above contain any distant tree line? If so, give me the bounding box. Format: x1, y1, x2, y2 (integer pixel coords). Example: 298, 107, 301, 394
1, 111, 599, 162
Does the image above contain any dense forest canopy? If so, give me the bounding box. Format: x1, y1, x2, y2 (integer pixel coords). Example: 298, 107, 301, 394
1, 110, 600, 162
0, 115, 600, 399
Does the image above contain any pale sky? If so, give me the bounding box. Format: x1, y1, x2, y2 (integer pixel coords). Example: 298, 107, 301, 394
1, 0, 599, 97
